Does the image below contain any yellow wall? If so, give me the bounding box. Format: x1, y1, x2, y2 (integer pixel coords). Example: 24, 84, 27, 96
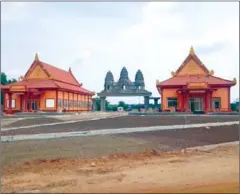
55, 91, 92, 111
58, 91, 63, 99
84, 95, 88, 111
63, 92, 68, 106
212, 87, 229, 110
162, 88, 178, 110
73, 94, 78, 110
69, 92, 73, 110
27, 65, 49, 79
40, 90, 56, 111
177, 59, 206, 76
79, 94, 83, 111
4, 90, 92, 112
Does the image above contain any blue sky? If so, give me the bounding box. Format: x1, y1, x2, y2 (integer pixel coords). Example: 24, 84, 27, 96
2, 2, 239, 104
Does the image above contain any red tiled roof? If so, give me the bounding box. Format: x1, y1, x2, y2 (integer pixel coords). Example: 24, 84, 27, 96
157, 75, 234, 87
54, 81, 94, 95
0, 80, 58, 89
1, 78, 94, 95
1, 56, 95, 95
1, 81, 26, 89
40, 61, 81, 86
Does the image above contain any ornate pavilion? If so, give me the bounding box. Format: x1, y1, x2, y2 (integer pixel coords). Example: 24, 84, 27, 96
156, 47, 236, 113
1, 54, 94, 114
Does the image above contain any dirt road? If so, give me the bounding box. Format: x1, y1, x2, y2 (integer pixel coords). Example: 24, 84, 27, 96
2, 143, 238, 193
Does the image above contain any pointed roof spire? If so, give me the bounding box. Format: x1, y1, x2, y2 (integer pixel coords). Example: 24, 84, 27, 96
190, 46, 195, 55
35, 53, 39, 61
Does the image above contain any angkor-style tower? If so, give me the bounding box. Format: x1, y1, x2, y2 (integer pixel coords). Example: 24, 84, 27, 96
118, 66, 131, 89
135, 69, 145, 90
104, 71, 114, 91
98, 66, 152, 111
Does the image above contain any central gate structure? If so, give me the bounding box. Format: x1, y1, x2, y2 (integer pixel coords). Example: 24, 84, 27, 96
97, 67, 153, 111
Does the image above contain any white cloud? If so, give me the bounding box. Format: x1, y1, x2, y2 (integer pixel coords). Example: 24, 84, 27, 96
2, 2, 239, 104
2, 2, 30, 22
105, 2, 239, 103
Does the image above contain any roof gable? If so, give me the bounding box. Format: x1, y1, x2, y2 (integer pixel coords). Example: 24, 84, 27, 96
175, 47, 209, 76
26, 63, 50, 80
24, 54, 81, 86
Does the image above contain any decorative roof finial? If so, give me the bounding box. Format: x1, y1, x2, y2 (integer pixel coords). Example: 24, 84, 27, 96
35, 53, 39, 61
69, 67, 72, 72
190, 46, 195, 55
232, 77, 237, 84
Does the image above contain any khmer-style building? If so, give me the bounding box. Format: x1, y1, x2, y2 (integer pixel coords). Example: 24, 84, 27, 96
97, 67, 152, 111
156, 47, 236, 113
1, 54, 94, 114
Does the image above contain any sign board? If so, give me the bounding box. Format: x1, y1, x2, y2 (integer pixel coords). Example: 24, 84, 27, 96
10, 85, 26, 92
46, 99, 55, 108
188, 82, 207, 89
117, 107, 124, 112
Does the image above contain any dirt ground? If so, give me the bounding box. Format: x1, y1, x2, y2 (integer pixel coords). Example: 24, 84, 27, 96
2, 124, 238, 166
2, 143, 239, 193
2, 115, 239, 193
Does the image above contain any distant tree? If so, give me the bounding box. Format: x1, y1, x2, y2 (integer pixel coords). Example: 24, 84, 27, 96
7, 78, 17, 84
1, 72, 8, 85
1, 72, 17, 105
118, 101, 128, 110
94, 97, 110, 111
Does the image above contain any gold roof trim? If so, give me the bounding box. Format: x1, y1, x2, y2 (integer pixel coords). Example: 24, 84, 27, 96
190, 46, 195, 55
35, 53, 39, 61
232, 78, 237, 84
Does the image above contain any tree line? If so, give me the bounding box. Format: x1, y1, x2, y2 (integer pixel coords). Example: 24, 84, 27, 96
1, 72, 17, 105
94, 98, 161, 111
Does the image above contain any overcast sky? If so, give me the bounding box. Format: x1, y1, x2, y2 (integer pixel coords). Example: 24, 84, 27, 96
2, 2, 239, 104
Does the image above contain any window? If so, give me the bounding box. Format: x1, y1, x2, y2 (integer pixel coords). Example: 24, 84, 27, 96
66, 100, 68, 108
46, 99, 55, 108
6, 99, 16, 108
167, 98, 178, 108
215, 101, 220, 109
63, 99, 67, 108
58, 99, 63, 108
212, 98, 221, 109
122, 85, 126, 90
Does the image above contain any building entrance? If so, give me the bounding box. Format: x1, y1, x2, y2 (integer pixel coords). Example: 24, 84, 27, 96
189, 98, 203, 112
27, 100, 38, 111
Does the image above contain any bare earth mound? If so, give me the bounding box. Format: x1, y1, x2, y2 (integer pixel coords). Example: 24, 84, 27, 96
2, 143, 239, 193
